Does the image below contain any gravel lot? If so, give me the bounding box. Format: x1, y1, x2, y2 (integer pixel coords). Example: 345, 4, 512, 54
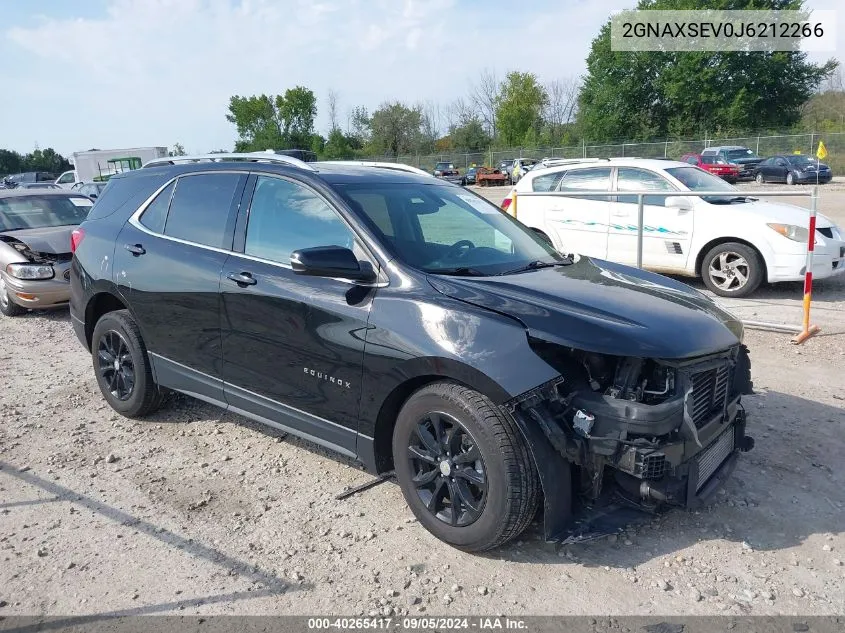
1, 180, 844, 617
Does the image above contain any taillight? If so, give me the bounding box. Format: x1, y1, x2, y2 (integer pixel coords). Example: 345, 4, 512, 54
71, 228, 85, 254
501, 197, 512, 211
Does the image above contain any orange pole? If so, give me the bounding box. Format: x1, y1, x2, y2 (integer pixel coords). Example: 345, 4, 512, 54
792, 186, 821, 344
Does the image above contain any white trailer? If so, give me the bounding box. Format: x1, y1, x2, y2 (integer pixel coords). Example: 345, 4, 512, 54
67, 147, 168, 184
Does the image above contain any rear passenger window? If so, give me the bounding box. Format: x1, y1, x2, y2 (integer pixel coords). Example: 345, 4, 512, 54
559, 168, 612, 201
245, 176, 354, 264
532, 171, 564, 192
138, 181, 174, 234
164, 174, 241, 248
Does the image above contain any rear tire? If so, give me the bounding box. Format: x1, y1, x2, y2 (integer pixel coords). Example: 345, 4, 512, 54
700, 242, 764, 298
392, 382, 540, 552
91, 309, 164, 418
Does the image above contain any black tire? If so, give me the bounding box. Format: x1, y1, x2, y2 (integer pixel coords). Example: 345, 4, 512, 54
0, 276, 26, 317
91, 309, 163, 418
786, 171, 795, 185
700, 242, 764, 298
755, 172, 763, 184
392, 381, 540, 552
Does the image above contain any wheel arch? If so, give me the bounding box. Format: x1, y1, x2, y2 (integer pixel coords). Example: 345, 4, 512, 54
365, 358, 512, 475
84, 291, 129, 349
694, 236, 768, 281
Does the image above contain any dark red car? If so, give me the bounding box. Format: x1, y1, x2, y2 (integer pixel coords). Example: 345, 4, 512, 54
680, 153, 740, 183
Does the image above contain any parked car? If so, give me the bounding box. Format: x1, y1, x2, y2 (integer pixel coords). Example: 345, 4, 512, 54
680, 153, 740, 183
700, 146, 762, 181
6, 171, 58, 185
461, 166, 478, 186
72, 181, 109, 198
55, 170, 79, 189
19, 182, 63, 190
503, 158, 844, 298
432, 161, 461, 184
754, 154, 832, 185
70, 152, 754, 551
0, 189, 94, 316
510, 158, 539, 184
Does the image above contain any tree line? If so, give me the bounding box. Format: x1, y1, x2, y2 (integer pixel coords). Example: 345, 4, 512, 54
0, 147, 71, 177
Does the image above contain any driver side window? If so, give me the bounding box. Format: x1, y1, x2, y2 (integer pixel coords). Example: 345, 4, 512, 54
245, 176, 355, 264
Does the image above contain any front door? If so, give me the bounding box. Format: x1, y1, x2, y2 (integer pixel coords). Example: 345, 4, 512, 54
220, 174, 377, 455
544, 166, 612, 259
114, 172, 246, 402
607, 167, 693, 272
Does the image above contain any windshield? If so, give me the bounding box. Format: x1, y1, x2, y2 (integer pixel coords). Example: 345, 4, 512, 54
338, 183, 565, 276
663, 166, 753, 204
725, 148, 757, 160
0, 195, 93, 231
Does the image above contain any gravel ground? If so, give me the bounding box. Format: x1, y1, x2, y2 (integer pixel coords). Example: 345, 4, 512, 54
1, 307, 843, 617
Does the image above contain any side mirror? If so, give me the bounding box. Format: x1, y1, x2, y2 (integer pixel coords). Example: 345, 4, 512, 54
290, 246, 376, 282
665, 196, 693, 212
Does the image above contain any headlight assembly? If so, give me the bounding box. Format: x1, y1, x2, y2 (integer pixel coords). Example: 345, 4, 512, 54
766, 223, 809, 243
5, 263, 55, 280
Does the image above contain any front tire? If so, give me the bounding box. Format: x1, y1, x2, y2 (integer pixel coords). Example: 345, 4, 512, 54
0, 276, 26, 317
786, 171, 795, 185
392, 382, 540, 552
91, 309, 163, 418
755, 172, 764, 184
700, 242, 764, 298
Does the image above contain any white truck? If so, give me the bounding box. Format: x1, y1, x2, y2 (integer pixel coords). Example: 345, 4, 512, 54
55, 147, 168, 188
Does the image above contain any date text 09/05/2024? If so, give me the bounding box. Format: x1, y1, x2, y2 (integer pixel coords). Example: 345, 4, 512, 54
307, 617, 528, 630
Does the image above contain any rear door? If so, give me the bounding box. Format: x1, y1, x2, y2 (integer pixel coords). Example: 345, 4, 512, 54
114, 171, 246, 402
607, 167, 692, 272
220, 174, 377, 455
544, 167, 612, 259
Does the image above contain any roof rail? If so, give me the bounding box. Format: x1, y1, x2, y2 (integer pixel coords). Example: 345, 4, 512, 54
317, 160, 432, 177
143, 151, 317, 172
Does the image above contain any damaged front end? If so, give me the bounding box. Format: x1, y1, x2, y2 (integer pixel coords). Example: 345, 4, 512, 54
506, 340, 755, 542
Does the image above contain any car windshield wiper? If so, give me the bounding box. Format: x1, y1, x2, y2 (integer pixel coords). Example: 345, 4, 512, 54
428, 267, 488, 277
497, 259, 571, 276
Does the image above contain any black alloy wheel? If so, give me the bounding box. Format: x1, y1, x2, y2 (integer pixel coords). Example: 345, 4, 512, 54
408, 411, 487, 527
97, 330, 135, 401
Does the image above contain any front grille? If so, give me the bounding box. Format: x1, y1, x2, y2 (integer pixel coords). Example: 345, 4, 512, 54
817, 227, 833, 239
689, 364, 730, 428
696, 427, 734, 492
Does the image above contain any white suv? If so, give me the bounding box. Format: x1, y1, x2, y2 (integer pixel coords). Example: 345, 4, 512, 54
502, 158, 845, 297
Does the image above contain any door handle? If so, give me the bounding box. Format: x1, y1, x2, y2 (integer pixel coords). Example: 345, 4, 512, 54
226, 271, 257, 287
124, 243, 145, 256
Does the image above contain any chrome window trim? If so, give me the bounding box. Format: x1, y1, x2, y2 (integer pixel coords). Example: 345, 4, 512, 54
127, 171, 389, 288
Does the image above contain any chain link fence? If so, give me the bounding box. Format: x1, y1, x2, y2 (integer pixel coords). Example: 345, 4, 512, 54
380, 131, 845, 174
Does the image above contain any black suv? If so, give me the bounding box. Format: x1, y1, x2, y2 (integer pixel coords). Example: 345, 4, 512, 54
70, 154, 754, 551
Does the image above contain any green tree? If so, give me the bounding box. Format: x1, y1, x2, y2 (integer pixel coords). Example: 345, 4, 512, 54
495, 72, 548, 147
169, 142, 186, 157
450, 118, 491, 151
226, 87, 318, 151
323, 128, 357, 159
578, 0, 838, 141
368, 102, 423, 157
0, 149, 24, 176
23, 148, 71, 174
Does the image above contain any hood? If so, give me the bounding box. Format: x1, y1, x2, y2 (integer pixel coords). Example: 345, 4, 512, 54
0, 226, 74, 254
730, 157, 762, 165
427, 257, 743, 359
728, 200, 835, 228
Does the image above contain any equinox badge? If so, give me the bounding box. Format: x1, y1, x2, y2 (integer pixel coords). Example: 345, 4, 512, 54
304, 367, 351, 389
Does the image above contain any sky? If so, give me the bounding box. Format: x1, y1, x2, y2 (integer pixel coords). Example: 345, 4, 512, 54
1, 0, 842, 157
